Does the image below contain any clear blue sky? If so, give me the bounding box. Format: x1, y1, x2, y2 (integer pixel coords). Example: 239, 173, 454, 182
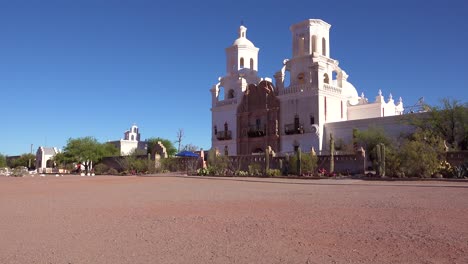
1, 0, 467, 156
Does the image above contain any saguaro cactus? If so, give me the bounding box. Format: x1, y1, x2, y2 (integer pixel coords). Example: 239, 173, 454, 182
265, 147, 270, 173
296, 146, 302, 176
330, 133, 335, 173
375, 143, 386, 177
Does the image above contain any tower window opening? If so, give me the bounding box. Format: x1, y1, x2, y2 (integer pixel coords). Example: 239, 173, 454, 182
312, 35, 317, 53
297, 73, 305, 84
228, 89, 235, 99
250, 58, 254, 69
322, 37, 327, 56
240, 57, 244, 68
323, 73, 329, 84
298, 37, 305, 55
341, 101, 343, 119
294, 114, 300, 130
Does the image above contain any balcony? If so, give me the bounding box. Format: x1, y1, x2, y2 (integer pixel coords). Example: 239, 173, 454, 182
216, 130, 232, 141
284, 123, 304, 135
248, 125, 266, 138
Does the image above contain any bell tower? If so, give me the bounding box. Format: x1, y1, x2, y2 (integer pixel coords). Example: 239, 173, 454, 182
225, 25, 259, 81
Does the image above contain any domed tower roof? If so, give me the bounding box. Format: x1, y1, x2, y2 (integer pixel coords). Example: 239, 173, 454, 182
232, 25, 255, 48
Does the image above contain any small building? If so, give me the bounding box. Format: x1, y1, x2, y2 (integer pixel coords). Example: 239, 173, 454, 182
109, 124, 147, 156
36, 146, 60, 173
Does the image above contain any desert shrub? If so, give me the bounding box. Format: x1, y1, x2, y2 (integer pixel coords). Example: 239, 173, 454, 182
197, 167, 209, 176
266, 169, 281, 177
437, 160, 453, 177
161, 158, 182, 172
399, 130, 445, 177
234, 170, 249, 177
207, 151, 228, 176
248, 163, 263, 176
107, 168, 118, 175
451, 162, 468, 178
93, 163, 109, 175
12, 166, 28, 177
383, 146, 403, 177
289, 152, 317, 175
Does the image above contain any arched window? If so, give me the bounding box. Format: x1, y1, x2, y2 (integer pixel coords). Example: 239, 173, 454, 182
131, 135, 135, 141
284, 70, 291, 88
322, 37, 327, 56
323, 73, 329, 84
228, 89, 235, 99
224, 122, 228, 131
332, 71, 337, 81
214, 125, 217, 135
218, 86, 225, 101
250, 58, 254, 69
240, 57, 244, 68
297, 73, 305, 84
298, 37, 305, 55
311, 35, 317, 53
341, 101, 343, 119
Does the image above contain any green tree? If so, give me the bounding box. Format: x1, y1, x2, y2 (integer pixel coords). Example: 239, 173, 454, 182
10, 153, 36, 169
147, 137, 177, 156
0, 153, 8, 167
410, 98, 468, 150
355, 126, 401, 174
55, 137, 119, 172
399, 129, 446, 177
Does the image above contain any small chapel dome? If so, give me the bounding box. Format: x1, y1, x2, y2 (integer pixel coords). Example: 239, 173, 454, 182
342, 81, 359, 105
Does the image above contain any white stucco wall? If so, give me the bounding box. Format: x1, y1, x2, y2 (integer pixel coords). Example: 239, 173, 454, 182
323, 115, 415, 150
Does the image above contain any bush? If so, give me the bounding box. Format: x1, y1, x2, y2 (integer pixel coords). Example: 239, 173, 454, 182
248, 163, 263, 176
107, 168, 118, 175
197, 167, 209, 176
289, 152, 317, 175
451, 162, 468, 178
399, 130, 445, 177
266, 169, 281, 177
93, 163, 109, 175
12, 166, 28, 177
207, 151, 228, 176
234, 170, 249, 177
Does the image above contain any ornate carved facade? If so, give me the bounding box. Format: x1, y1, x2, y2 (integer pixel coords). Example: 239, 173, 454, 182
237, 81, 280, 155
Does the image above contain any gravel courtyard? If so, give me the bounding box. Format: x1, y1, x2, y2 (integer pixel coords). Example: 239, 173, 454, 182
1, 175, 467, 264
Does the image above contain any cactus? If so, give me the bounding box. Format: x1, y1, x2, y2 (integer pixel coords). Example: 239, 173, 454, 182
296, 146, 302, 176
375, 143, 386, 177
330, 133, 335, 173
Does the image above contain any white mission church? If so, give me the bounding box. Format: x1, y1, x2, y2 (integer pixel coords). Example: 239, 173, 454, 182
211, 19, 407, 155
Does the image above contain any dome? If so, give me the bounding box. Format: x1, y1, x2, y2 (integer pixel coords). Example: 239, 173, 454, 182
232, 37, 255, 47
342, 81, 359, 105
232, 25, 255, 48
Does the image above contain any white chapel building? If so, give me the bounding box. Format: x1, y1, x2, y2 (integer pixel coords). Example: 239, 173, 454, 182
109, 124, 147, 155
211, 19, 405, 155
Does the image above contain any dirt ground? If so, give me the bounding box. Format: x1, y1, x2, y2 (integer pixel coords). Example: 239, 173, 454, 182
0, 175, 467, 264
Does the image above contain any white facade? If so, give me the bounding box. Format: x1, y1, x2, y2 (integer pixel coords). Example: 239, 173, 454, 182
36, 146, 60, 172
110, 124, 147, 155
211, 19, 405, 155
211, 25, 262, 155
